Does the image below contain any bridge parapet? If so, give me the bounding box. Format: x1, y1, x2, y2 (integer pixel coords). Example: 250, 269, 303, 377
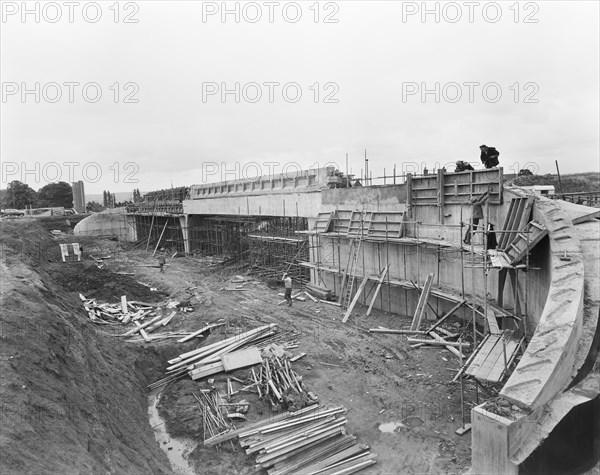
189, 167, 339, 199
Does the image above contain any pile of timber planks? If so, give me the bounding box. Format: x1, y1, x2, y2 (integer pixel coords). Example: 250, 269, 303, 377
369, 295, 469, 359
149, 324, 278, 390
206, 404, 377, 474
306, 283, 333, 301
194, 389, 235, 443
79, 293, 167, 326
251, 344, 310, 405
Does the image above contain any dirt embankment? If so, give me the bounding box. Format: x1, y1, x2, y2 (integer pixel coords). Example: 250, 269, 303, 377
0, 218, 171, 474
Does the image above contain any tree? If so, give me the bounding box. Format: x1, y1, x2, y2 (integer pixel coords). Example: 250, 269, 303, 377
38, 182, 73, 208
132, 188, 142, 202
518, 168, 534, 177
102, 190, 116, 208
86, 201, 104, 212
3, 181, 38, 209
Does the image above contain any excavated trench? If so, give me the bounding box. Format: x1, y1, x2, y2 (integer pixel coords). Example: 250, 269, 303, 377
0, 218, 174, 474
148, 390, 196, 475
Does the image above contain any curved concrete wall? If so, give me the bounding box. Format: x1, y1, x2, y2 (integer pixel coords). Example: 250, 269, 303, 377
500, 198, 584, 409
74, 209, 137, 242
471, 196, 597, 474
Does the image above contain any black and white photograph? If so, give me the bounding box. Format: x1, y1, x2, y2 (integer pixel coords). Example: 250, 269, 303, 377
1, 1, 599, 474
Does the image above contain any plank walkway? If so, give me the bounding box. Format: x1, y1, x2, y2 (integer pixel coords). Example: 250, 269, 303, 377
465, 330, 520, 383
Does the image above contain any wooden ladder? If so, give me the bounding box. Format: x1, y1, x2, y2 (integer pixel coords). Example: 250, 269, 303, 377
341, 237, 363, 308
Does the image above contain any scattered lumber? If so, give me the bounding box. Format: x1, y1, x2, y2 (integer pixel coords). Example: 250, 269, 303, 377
178, 323, 224, 343
425, 300, 465, 334
204, 404, 320, 446
252, 344, 305, 403
149, 324, 277, 389
121, 314, 165, 337
146, 312, 177, 333
306, 283, 332, 301
277, 292, 306, 302
407, 338, 471, 348
304, 291, 318, 303
429, 331, 464, 359
190, 357, 376, 475
193, 390, 233, 443
225, 403, 376, 473
319, 299, 341, 307
369, 328, 427, 335
222, 347, 262, 371
80, 294, 167, 330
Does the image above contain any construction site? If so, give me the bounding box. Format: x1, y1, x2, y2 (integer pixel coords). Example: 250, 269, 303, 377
1, 165, 599, 475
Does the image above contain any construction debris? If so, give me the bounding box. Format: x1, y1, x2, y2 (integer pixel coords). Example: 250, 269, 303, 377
205, 403, 376, 474
149, 324, 278, 390
193, 390, 234, 443
306, 283, 333, 301
79, 293, 157, 325
253, 344, 306, 407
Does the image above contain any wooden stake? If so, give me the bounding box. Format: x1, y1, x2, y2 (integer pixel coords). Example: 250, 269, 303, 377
366, 265, 390, 316
152, 220, 169, 257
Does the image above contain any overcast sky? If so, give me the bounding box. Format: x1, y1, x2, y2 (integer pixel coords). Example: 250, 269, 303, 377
1, 0, 599, 196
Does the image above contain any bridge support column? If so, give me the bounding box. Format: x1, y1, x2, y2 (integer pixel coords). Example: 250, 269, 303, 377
179, 215, 190, 254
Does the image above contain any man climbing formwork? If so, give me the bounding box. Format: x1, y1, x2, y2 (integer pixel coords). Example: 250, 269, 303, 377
464, 191, 489, 245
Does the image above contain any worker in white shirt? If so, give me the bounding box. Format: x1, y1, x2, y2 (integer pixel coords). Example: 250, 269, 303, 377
283, 273, 293, 306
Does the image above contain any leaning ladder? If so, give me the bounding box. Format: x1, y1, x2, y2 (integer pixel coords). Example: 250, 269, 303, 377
341, 233, 365, 308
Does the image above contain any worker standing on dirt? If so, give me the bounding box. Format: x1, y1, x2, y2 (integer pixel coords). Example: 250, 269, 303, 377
283, 273, 293, 306
464, 191, 489, 245
157, 255, 166, 273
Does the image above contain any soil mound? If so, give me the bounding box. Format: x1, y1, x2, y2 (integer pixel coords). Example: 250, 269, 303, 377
0, 219, 171, 474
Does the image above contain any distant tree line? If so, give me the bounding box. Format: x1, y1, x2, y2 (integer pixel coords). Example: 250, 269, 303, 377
0, 181, 143, 212
0, 180, 73, 209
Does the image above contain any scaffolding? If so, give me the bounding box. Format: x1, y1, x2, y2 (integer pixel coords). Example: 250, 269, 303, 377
127, 212, 310, 283
244, 217, 310, 285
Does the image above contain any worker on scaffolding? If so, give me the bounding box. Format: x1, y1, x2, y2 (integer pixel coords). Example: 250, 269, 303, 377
455, 160, 475, 172
479, 145, 500, 169
464, 191, 489, 245
282, 273, 293, 306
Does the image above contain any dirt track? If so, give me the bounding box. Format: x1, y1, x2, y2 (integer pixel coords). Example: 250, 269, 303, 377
1, 217, 474, 474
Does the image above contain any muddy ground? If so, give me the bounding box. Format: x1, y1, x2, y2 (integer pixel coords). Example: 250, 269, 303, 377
1, 216, 480, 474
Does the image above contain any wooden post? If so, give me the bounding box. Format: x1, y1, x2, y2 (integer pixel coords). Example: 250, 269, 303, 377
153, 220, 169, 256
145, 213, 155, 252
437, 168, 445, 223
